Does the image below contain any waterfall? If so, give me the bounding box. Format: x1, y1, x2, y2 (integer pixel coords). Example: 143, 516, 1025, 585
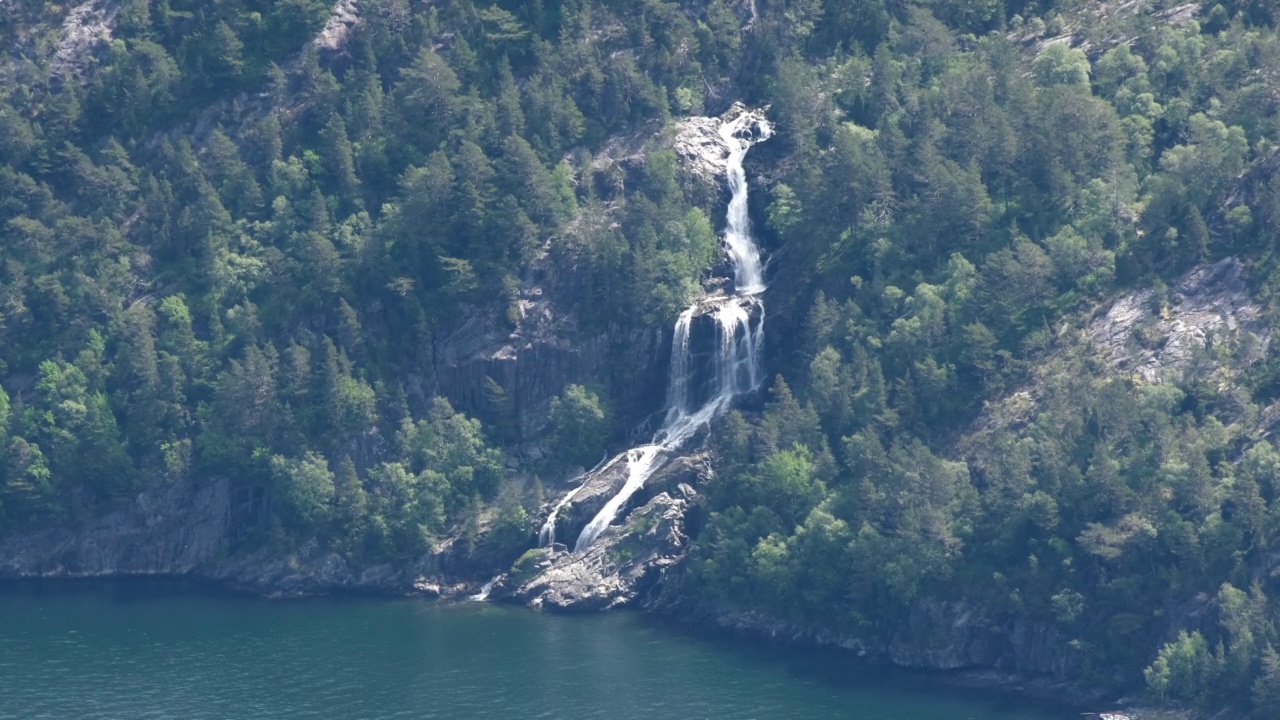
573, 446, 663, 551
552, 108, 772, 554
719, 114, 772, 295
538, 452, 612, 547
469, 575, 500, 602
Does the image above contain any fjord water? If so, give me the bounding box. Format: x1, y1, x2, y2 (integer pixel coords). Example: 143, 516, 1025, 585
0, 583, 1074, 720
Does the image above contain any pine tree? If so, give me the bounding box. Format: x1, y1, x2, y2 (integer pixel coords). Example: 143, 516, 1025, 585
321, 114, 362, 210
482, 376, 516, 442
493, 56, 525, 138
333, 455, 369, 551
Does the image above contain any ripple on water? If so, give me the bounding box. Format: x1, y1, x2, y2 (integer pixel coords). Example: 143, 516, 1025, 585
0, 583, 1076, 720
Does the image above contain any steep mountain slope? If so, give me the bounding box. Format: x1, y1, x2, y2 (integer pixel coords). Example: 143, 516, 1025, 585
5, 0, 1280, 717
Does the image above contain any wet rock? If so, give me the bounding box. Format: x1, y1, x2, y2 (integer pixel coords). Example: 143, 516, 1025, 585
587, 102, 768, 206
536, 450, 707, 554
536, 455, 633, 550
514, 451, 709, 610
513, 492, 691, 611
673, 102, 770, 202
412, 578, 445, 598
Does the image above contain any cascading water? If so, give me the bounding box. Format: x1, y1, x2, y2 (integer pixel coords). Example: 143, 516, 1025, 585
469, 575, 499, 601
538, 452, 612, 547
547, 108, 772, 553
720, 116, 771, 295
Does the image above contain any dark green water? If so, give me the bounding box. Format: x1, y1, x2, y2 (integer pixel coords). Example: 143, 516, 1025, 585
0, 581, 1075, 720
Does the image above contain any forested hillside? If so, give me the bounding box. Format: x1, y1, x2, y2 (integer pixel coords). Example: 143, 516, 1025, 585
5, 0, 1280, 714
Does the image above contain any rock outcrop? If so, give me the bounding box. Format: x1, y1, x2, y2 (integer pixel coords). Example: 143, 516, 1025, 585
0, 476, 231, 578
587, 102, 770, 206
0, 473, 504, 599
509, 491, 691, 610
51, 0, 119, 78
673, 102, 771, 203
430, 276, 668, 440
432, 105, 773, 440
1087, 257, 1269, 384
506, 453, 706, 610
536, 452, 634, 549
315, 0, 361, 54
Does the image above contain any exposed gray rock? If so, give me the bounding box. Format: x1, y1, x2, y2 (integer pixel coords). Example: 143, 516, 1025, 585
587, 102, 769, 206
889, 601, 1000, 670
511, 453, 707, 610
885, 600, 1077, 679
315, 0, 361, 54
589, 118, 666, 189
0, 476, 230, 577
512, 491, 690, 611
537, 451, 705, 553
51, 0, 119, 78
430, 203, 670, 439
673, 102, 769, 197
0, 472, 502, 599
1087, 258, 1269, 384
431, 292, 667, 440
666, 595, 1118, 709
1155, 3, 1200, 26
536, 452, 633, 549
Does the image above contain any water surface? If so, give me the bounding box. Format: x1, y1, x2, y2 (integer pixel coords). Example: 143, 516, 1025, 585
0, 581, 1075, 720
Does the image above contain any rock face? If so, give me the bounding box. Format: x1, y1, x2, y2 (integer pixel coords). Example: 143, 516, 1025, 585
587, 102, 770, 206
889, 600, 1075, 679
673, 102, 771, 203
0, 474, 499, 598
1087, 257, 1269, 384
690, 597, 1075, 681
431, 281, 668, 440
430, 107, 775, 439
51, 0, 119, 78
315, 0, 361, 54
0, 476, 231, 578
507, 454, 706, 610
510, 492, 691, 610
537, 452, 634, 549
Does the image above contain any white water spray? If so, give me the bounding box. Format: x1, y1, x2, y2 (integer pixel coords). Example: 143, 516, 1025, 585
469, 575, 499, 601
549, 108, 772, 553
720, 115, 772, 295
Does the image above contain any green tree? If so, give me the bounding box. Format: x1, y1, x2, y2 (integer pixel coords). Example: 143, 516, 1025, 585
1033, 44, 1091, 88
271, 452, 336, 533
549, 385, 609, 471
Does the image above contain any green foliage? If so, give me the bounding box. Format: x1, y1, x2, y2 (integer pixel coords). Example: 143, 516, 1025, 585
271, 451, 336, 532
549, 384, 610, 471
1033, 44, 1092, 88
3, 3, 1280, 713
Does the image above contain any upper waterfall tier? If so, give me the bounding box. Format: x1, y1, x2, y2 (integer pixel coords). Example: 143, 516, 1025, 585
719, 112, 772, 294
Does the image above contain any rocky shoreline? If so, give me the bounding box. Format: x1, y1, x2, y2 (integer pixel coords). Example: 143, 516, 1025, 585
0, 464, 1191, 720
